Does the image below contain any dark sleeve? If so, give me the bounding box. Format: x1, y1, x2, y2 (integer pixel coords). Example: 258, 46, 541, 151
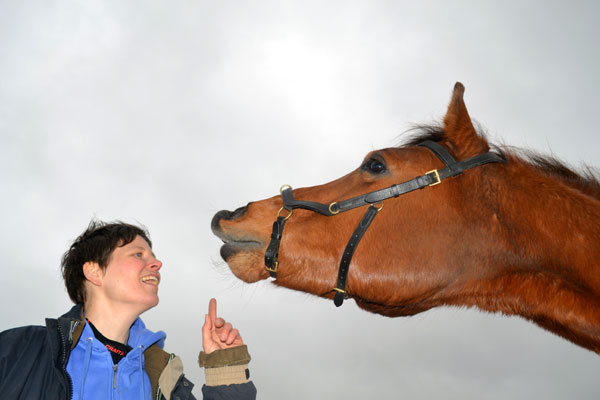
165, 371, 257, 400
201, 382, 257, 400
167, 374, 197, 400
0, 326, 67, 399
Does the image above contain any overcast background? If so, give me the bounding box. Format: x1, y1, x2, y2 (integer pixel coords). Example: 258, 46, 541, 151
2, 1, 600, 398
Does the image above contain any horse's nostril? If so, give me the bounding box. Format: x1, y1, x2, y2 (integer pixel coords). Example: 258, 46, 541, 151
211, 204, 252, 234
231, 203, 250, 219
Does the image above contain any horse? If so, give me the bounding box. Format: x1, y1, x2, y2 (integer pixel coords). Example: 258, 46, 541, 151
211, 82, 600, 354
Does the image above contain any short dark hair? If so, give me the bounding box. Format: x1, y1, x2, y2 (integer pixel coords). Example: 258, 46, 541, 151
61, 219, 152, 304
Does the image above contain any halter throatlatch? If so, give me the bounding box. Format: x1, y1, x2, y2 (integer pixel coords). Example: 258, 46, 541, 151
264, 140, 505, 307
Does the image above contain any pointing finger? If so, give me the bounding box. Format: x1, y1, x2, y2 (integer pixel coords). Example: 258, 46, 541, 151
208, 298, 217, 323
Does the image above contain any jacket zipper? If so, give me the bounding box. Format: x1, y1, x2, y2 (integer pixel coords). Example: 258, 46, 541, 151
69, 320, 79, 342
113, 364, 118, 389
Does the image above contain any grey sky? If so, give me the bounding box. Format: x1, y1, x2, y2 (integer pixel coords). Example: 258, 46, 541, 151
1, 1, 599, 398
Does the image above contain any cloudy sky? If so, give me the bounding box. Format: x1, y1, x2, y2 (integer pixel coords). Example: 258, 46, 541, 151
1, 1, 599, 398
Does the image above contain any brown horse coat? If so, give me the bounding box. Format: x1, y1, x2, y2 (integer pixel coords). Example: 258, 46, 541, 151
212, 83, 600, 354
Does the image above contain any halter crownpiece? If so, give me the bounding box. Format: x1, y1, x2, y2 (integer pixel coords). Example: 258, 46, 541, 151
264, 140, 505, 307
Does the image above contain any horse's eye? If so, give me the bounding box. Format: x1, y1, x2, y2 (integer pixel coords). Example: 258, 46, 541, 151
366, 158, 386, 174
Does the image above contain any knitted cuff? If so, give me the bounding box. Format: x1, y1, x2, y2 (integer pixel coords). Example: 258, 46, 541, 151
204, 364, 249, 386
198, 345, 251, 368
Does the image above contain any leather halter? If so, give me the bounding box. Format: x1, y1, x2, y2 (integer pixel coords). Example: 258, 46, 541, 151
264, 140, 505, 307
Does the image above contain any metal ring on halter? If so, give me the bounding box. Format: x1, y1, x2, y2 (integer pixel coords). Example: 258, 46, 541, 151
280, 184, 292, 194
374, 201, 384, 211
277, 207, 293, 221
328, 202, 340, 215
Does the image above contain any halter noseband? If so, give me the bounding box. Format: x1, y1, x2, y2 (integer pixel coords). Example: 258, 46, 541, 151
264, 140, 505, 307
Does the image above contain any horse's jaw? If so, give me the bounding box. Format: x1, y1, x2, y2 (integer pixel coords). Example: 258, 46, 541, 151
221, 249, 270, 283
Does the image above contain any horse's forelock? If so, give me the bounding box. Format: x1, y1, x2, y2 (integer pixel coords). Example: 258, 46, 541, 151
398, 124, 446, 147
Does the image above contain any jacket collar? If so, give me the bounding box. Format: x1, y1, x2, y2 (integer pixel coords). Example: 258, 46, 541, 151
57, 304, 85, 351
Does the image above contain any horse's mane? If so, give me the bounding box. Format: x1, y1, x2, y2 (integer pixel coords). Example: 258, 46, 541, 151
401, 125, 600, 200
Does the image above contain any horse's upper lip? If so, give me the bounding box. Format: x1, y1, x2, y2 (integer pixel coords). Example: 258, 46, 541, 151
212, 220, 262, 246
211, 209, 263, 249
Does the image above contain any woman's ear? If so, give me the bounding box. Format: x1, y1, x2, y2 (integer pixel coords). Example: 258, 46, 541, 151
83, 261, 103, 286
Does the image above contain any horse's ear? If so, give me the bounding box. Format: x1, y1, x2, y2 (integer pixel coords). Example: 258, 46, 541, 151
442, 82, 489, 159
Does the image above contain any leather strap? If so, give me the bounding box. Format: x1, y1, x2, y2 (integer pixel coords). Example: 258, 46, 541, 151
281, 188, 332, 215
418, 140, 457, 167
333, 205, 379, 307
282, 145, 503, 216
264, 140, 506, 308
264, 216, 286, 278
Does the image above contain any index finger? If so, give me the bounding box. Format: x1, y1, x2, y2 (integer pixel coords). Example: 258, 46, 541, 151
208, 298, 217, 323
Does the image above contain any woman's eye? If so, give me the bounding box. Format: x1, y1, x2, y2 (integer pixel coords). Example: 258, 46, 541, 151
366, 158, 386, 174
134, 253, 143, 258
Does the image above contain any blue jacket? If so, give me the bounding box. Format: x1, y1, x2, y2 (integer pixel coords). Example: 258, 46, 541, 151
0, 305, 257, 400
67, 317, 165, 400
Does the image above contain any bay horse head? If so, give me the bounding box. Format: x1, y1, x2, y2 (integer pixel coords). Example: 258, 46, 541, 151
212, 83, 600, 354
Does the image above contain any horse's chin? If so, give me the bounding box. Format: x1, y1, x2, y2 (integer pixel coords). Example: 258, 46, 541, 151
222, 250, 269, 283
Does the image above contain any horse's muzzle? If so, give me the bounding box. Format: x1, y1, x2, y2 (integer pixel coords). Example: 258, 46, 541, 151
211, 204, 262, 261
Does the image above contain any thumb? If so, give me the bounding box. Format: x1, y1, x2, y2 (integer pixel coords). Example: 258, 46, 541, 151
201, 314, 212, 350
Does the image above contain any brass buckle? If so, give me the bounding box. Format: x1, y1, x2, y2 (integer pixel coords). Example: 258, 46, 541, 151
265, 261, 278, 274
332, 288, 346, 294
426, 169, 441, 186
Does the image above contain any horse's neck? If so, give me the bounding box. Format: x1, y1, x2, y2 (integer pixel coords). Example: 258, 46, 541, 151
497, 162, 600, 289
478, 162, 600, 352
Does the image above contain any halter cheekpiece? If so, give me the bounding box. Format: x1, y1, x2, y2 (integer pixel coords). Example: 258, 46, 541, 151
264, 140, 504, 307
